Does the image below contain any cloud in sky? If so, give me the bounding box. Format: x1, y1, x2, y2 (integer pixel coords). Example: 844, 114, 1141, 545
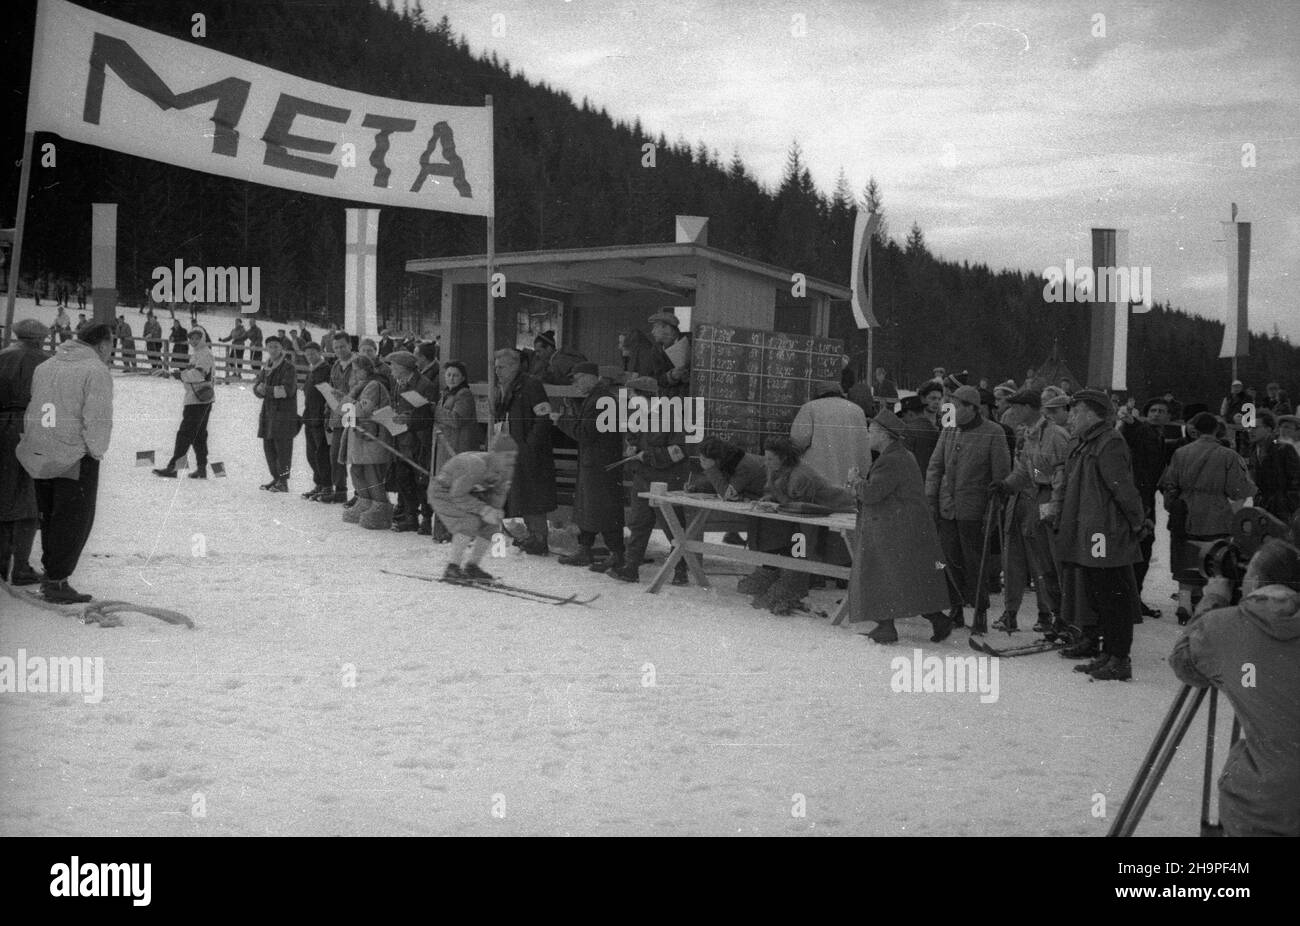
441, 0, 1299, 340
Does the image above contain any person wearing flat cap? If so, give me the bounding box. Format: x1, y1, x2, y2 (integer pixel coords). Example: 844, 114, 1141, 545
386, 350, 440, 533
0, 319, 51, 585
988, 387, 1069, 635
1277, 414, 1300, 453
647, 310, 690, 399
924, 383, 1011, 634
552, 361, 626, 572
790, 379, 870, 488
609, 374, 691, 585
848, 408, 954, 644
1047, 388, 1152, 681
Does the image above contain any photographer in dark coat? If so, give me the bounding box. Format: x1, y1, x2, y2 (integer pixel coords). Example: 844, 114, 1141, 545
492, 348, 555, 555
553, 363, 626, 570
1171, 539, 1300, 836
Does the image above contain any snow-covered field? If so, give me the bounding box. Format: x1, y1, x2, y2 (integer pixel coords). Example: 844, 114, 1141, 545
1, 298, 1220, 836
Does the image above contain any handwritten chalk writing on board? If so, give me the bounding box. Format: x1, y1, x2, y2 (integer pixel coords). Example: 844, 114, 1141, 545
692, 323, 843, 453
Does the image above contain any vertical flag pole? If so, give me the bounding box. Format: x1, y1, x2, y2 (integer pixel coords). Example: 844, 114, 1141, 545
485, 94, 495, 393
2, 132, 36, 349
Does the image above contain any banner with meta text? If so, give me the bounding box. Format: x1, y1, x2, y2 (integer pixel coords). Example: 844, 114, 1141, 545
26, 0, 493, 216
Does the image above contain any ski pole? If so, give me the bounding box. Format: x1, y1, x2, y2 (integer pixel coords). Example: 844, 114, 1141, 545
1200, 688, 1224, 837
971, 495, 997, 631
351, 424, 431, 478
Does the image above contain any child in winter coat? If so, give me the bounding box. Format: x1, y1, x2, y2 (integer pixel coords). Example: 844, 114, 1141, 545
428, 435, 518, 582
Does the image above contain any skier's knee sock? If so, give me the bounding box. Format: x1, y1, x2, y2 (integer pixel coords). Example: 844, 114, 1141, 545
449, 535, 471, 566
467, 536, 491, 566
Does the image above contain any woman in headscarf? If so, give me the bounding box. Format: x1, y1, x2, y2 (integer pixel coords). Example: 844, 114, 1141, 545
430, 360, 478, 541
848, 409, 954, 643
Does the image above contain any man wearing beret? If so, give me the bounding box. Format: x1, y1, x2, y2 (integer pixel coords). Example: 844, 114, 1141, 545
0, 319, 51, 585
1047, 388, 1150, 680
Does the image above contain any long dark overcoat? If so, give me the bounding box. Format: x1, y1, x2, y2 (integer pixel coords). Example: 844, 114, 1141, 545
554, 382, 625, 533
849, 441, 951, 623
0, 341, 49, 521
493, 373, 556, 516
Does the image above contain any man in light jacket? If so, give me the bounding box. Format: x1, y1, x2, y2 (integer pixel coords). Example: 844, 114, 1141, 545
925, 384, 1011, 634
152, 327, 216, 479
16, 324, 115, 603
790, 380, 871, 487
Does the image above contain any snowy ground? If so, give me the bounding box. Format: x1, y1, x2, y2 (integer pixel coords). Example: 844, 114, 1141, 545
1, 298, 1222, 836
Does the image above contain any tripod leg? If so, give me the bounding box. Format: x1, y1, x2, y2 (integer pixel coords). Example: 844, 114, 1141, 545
1200, 689, 1223, 837
1108, 685, 1206, 837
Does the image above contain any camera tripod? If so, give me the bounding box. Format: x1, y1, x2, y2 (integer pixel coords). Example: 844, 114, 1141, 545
1108, 683, 1240, 837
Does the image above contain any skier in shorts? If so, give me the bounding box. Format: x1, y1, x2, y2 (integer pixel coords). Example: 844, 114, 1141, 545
428, 434, 518, 583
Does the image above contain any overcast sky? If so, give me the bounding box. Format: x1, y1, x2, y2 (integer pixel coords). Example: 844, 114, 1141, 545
436, 0, 1299, 341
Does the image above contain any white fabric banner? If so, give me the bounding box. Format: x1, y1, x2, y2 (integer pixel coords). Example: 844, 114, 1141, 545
26, 0, 493, 216
849, 210, 881, 330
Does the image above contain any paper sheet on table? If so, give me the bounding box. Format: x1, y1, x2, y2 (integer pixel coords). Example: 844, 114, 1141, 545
401, 390, 430, 408
372, 405, 407, 436
316, 382, 340, 411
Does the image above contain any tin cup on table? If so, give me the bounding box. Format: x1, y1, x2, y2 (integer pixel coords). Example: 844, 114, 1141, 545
649, 481, 669, 496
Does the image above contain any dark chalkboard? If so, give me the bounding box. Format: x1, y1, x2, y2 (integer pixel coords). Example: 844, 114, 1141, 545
692, 324, 845, 453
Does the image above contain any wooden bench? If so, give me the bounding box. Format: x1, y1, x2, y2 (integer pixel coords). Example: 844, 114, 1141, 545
640, 491, 858, 624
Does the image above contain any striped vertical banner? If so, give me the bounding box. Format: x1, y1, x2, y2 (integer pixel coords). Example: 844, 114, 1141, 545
1218, 222, 1251, 359
1087, 228, 1129, 390
344, 208, 379, 339
849, 210, 881, 330
91, 203, 117, 326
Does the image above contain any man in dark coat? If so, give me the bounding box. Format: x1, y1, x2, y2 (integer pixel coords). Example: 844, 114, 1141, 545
322, 331, 355, 503
254, 336, 299, 492
609, 376, 691, 585
246, 319, 264, 375
898, 395, 938, 477
219, 319, 248, 379
0, 319, 50, 584
492, 348, 555, 555
1047, 389, 1150, 680
1246, 409, 1300, 523
647, 310, 690, 399
142, 311, 163, 370
554, 362, 626, 569
386, 350, 439, 532
300, 342, 334, 500
1119, 399, 1166, 617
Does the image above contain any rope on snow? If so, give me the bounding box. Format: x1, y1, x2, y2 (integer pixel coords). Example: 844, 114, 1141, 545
1, 581, 196, 629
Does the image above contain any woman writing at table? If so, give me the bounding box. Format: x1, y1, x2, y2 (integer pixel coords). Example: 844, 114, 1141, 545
848, 409, 954, 644
689, 437, 770, 592
750, 435, 855, 615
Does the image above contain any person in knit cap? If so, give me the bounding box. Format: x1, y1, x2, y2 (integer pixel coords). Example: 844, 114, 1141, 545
429, 434, 518, 582
0, 319, 51, 585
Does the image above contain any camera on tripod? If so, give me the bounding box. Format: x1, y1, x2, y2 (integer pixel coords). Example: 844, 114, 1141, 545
1186, 508, 1296, 585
